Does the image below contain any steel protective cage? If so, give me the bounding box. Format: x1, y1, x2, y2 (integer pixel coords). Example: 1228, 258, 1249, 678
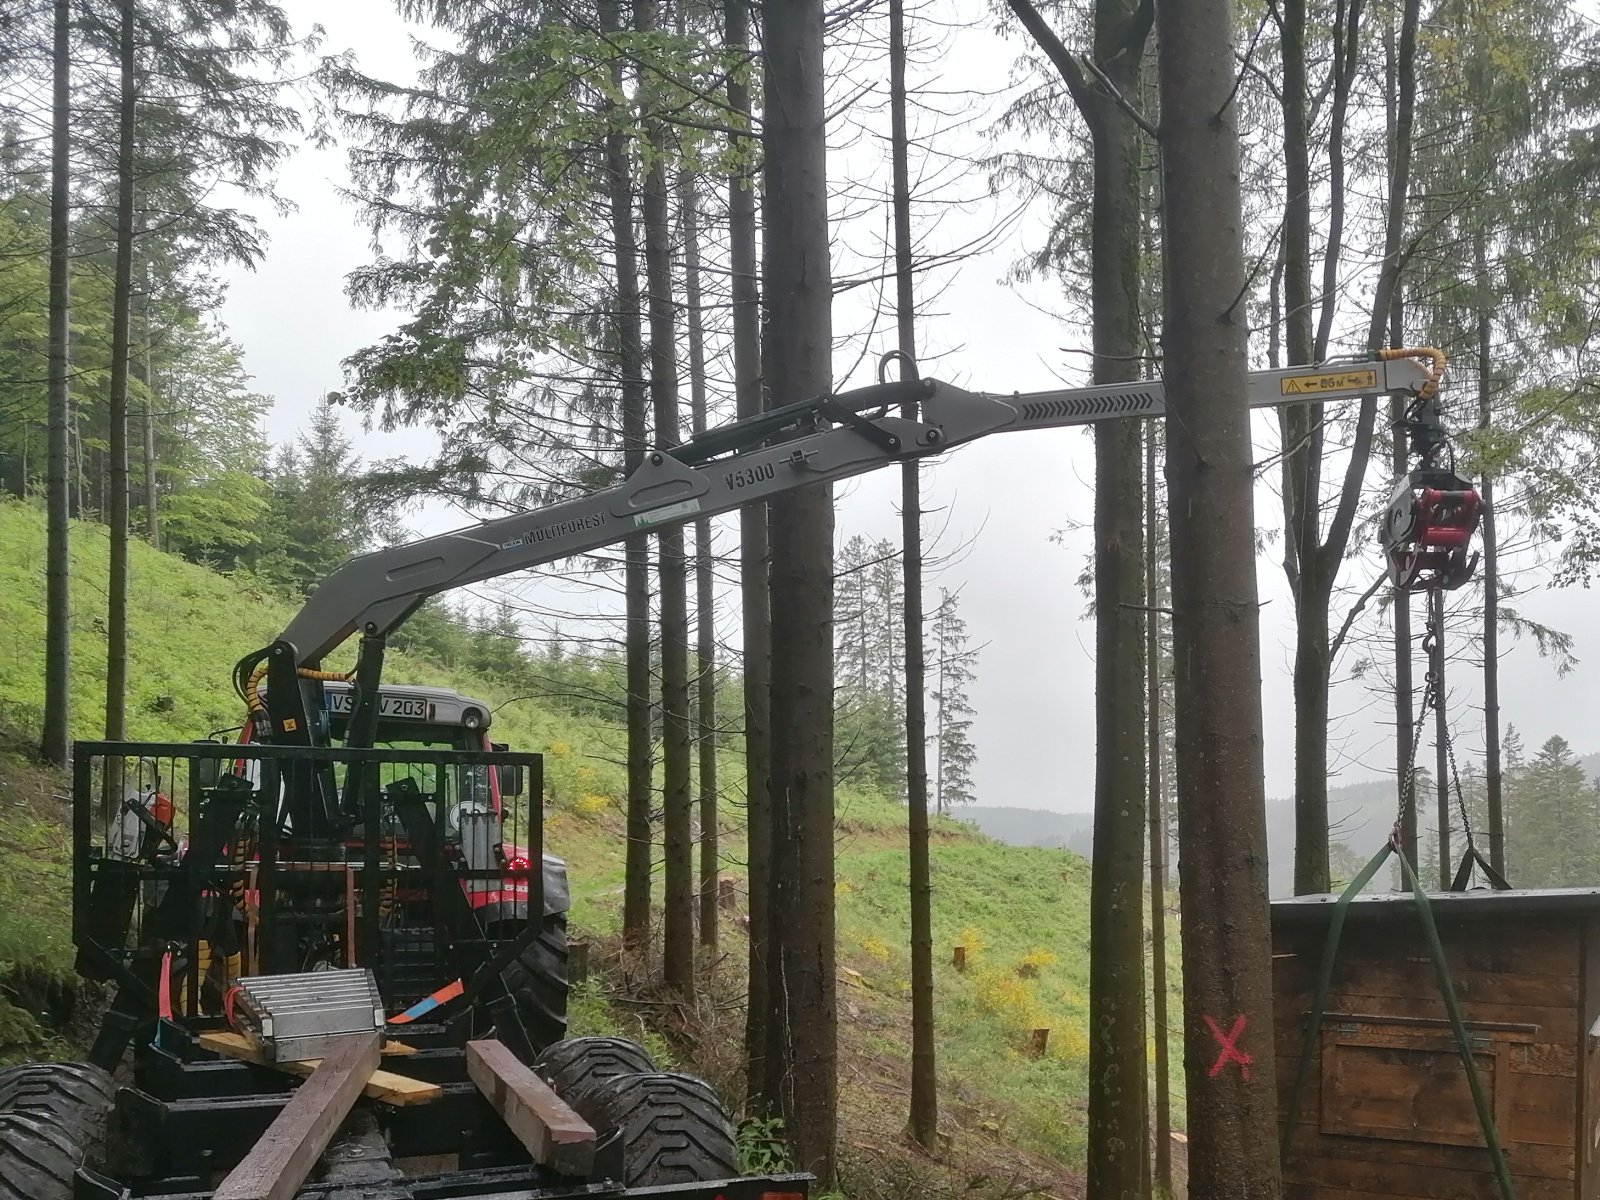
71, 739, 544, 1024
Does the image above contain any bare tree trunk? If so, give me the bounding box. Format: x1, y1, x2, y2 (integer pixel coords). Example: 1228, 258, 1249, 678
1391, 308, 1419, 873
1156, 0, 1281, 1190
41, 0, 72, 767
763, 0, 836, 1177
602, 0, 654, 955
1145, 428, 1172, 1198
1003, 3, 1150, 1191
73, 413, 85, 519
1277, 0, 1329, 896
1433, 586, 1450, 888
1381, 0, 1424, 884
142, 259, 159, 548
1082, 21, 1150, 1197
1476, 234, 1503, 877
1277, 0, 1367, 896
104, 0, 136, 788
934, 630, 946, 818
725, 0, 773, 1109
680, 168, 719, 952
889, 0, 936, 1149
638, 0, 693, 997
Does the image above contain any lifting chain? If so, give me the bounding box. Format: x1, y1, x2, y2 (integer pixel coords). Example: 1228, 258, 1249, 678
1391, 589, 1507, 890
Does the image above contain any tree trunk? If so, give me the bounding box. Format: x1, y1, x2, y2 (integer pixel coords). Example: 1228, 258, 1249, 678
1145, 427, 1172, 1199
1391, 312, 1419, 873
725, 0, 773, 1109
1278, 0, 1369, 897
1476, 234, 1503, 877
1278, 0, 1330, 896
1290, 620, 1331, 892
762, 0, 836, 1178
41, 0, 72, 767
1004, 2, 1151, 1190
142, 260, 159, 548
602, 0, 654, 956
638, 0, 693, 997
1433, 586, 1450, 888
889, 0, 936, 1149
681, 166, 718, 951
105, 0, 137, 768
73, 413, 85, 519
1156, 0, 1282, 1191
1083, 8, 1150, 1190
1382, 0, 1424, 882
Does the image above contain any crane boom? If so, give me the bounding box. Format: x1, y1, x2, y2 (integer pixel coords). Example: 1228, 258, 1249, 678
239, 351, 1439, 798
278, 356, 1432, 667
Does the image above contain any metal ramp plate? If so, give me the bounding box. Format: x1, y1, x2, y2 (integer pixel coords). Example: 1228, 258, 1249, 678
232, 968, 385, 1063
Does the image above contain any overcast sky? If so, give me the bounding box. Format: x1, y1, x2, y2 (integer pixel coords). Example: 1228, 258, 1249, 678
216, 0, 1600, 814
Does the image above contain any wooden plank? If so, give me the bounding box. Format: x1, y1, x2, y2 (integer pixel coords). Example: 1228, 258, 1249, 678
466, 1038, 596, 1176
1498, 1064, 1578, 1148
1320, 1036, 1499, 1148
1284, 1123, 1575, 1182
214, 1032, 380, 1200
1278, 991, 1580, 1042
198, 1031, 437, 1106
1583, 917, 1600, 1193
1286, 1148, 1574, 1200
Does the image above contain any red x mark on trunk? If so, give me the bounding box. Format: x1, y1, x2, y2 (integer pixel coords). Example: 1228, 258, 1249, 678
1204, 1014, 1251, 1079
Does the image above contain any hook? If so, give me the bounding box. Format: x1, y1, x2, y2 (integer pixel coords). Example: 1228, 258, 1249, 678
878, 350, 919, 384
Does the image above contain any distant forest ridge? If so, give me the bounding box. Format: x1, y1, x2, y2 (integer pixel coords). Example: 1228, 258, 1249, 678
964, 751, 1600, 897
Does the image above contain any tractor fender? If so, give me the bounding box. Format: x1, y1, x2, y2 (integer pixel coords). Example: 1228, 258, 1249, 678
474, 854, 570, 924
541, 853, 571, 915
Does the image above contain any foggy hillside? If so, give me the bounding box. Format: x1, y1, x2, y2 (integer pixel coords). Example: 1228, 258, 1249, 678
964, 751, 1600, 897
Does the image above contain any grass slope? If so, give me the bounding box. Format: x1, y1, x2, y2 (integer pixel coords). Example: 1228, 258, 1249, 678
0, 499, 1182, 1194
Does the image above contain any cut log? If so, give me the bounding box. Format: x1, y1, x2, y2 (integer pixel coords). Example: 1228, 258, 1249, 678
466, 1038, 597, 1176
214, 1032, 379, 1200
197, 1030, 437, 1106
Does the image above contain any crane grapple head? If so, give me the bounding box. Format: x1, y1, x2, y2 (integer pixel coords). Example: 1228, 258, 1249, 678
1381, 472, 1482, 592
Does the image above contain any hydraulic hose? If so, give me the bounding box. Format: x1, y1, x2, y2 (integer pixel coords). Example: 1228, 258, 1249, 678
1378, 346, 1447, 399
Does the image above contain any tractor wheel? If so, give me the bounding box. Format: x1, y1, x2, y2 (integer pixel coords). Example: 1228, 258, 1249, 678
584, 1072, 739, 1187
0, 1063, 116, 1200
494, 910, 569, 1056
535, 1035, 656, 1117
0, 1061, 117, 1129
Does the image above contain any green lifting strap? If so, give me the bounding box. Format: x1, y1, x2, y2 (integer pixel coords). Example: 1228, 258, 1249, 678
1452, 843, 1512, 893
1278, 843, 1517, 1200
1277, 840, 1393, 1164
1398, 851, 1517, 1200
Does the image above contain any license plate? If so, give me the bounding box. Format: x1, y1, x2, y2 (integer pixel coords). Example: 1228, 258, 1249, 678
326, 693, 429, 720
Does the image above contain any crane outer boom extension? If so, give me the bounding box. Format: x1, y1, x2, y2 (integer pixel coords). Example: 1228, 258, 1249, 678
279, 357, 1431, 669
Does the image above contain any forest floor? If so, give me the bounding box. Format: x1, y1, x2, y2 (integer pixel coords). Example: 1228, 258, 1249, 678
0, 499, 1186, 1198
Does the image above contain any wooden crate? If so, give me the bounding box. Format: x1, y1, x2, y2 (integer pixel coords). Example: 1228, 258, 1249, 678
1273, 888, 1600, 1200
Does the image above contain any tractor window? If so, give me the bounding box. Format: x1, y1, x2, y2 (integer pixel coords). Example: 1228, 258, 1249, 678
347, 728, 499, 837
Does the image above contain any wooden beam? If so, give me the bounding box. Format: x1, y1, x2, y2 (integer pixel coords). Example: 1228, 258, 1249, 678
197, 1031, 439, 1107
466, 1038, 597, 1176
215, 1032, 380, 1200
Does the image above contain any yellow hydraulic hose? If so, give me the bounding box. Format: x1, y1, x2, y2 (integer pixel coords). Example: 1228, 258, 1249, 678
243, 663, 351, 717
244, 664, 269, 714
1379, 346, 1447, 400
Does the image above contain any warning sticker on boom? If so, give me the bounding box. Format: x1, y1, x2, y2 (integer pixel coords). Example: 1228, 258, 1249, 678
1280, 368, 1379, 396
633, 499, 702, 529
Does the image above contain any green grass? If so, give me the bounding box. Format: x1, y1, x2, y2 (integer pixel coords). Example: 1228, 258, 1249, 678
0, 497, 1183, 1186
833, 842, 1186, 1167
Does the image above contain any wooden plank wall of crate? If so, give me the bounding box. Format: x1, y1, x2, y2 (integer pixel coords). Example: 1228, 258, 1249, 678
1272, 896, 1600, 1200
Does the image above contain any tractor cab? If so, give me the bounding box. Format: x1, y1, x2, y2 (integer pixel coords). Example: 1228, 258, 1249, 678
318, 680, 526, 816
